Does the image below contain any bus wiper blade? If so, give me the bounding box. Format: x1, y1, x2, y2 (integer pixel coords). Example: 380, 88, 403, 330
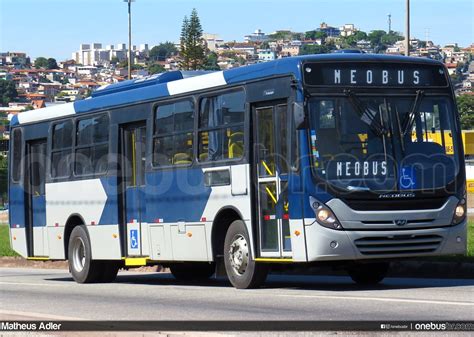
344, 90, 388, 137
402, 90, 424, 138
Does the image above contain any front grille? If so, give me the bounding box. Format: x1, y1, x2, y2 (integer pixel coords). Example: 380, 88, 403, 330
354, 234, 443, 255
360, 219, 435, 225
344, 198, 447, 211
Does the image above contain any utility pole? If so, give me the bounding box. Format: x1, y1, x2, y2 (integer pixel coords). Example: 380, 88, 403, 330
387, 13, 392, 34
405, 0, 410, 56
124, 0, 135, 79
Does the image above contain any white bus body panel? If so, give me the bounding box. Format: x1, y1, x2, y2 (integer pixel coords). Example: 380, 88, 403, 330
10, 227, 27, 258
88, 225, 121, 260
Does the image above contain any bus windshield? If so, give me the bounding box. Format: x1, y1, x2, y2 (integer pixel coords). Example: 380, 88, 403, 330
308, 94, 460, 192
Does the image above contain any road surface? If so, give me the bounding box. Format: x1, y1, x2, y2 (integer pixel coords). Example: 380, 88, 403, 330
0, 267, 473, 323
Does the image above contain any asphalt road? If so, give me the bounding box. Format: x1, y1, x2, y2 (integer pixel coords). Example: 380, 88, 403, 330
0, 267, 473, 323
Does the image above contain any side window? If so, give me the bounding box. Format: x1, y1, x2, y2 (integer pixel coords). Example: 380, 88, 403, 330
198, 90, 245, 162
51, 120, 73, 178
74, 115, 109, 176
11, 128, 22, 183
153, 100, 194, 166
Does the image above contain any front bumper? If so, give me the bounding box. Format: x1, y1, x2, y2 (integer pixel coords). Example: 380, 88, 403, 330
304, 218, 467, 262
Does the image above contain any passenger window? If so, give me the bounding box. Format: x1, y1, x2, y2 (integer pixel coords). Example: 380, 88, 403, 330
51, 120, 74, 178
198, 90, 245, 162
74, 115, 109, 176
153, 99, 194, 166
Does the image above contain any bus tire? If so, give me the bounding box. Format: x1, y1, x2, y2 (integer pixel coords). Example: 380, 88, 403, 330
347, 262, 390, 285
68, 225, 102, 283
224, 220, 268, 289
170, 263, 215, 281
99, 261, 121, 283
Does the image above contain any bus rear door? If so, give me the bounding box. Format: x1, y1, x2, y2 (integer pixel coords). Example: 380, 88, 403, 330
25, 139, 47, 257
120, 123, 147, 257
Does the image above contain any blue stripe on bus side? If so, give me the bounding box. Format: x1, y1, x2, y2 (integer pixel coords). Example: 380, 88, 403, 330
9, 185, 25, 228
144, 169, 212, 223
98, 176, 119, 225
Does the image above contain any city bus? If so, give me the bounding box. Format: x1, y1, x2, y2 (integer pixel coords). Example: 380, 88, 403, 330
8, 54, 467, 288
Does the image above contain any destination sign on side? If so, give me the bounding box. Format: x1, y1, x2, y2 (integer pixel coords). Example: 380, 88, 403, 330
303, 62, 448, 87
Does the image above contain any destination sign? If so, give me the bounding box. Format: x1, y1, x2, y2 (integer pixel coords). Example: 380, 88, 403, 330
303, 62, 448, 87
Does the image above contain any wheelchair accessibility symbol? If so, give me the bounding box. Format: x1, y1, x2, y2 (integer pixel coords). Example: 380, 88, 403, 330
399, 167, 416, 190
130, 229, 138, 249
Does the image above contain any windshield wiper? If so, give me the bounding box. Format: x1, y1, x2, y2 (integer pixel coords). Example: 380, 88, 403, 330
402, 90, 424, 138
344, 90, 388, 138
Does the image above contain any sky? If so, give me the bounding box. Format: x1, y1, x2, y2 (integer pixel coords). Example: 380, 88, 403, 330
0, 0, 473, 60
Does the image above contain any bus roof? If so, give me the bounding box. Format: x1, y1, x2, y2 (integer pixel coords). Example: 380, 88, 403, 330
10, 54, 444, 126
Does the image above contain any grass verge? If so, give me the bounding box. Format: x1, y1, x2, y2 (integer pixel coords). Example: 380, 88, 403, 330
0, 224, 18, 257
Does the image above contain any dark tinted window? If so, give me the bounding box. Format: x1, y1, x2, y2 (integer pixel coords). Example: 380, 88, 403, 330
11, 128, 22, 182
198, 90, 245, 162
77, 115, 109, 145
52, 121, 73, 149
30, 142, 47, 196
199, 91, 245, 129
153, 99, 194, 166
74, 114, 109, 176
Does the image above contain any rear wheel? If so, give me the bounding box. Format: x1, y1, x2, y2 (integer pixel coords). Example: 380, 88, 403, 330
347, 262, 390, 285
170, 263, 215, 281
224, 220, 268, 289
68, 225, 102, 283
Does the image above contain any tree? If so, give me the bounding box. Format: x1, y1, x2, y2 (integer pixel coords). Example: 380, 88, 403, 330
305, 30, 327, 41
118, 59, 129, 69
299, 44, 331, 55
204, 52, 220, 70
47, 58, 58, 69
457, 94, 474, 129
110, 56, 120, 65
344, 31, 368, 47
179, 9, 206, 70
149, 42, 177, 62
34, 57, 49, 69
367, 30, 387, 47
0, 79, 18, 106
380, 31, 404, 45
21, 105, 34, 112
147, 63, 165, 74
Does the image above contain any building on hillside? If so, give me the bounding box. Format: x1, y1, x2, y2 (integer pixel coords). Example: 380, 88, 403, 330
281, 45, 300, 57
257, 49, 276, 62
244, 29, 268, 43
318, 22, 340, 37
339, 24, 358, 37
203, 33, 224, 51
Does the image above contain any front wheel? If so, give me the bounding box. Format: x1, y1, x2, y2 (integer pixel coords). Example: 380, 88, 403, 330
224, 220, 268, 289
346, 262, 390, 285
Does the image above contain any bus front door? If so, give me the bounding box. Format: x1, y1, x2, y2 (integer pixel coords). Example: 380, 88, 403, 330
121, 123, 146, 257
254, 103, 291, 258
25, 140, 47, 257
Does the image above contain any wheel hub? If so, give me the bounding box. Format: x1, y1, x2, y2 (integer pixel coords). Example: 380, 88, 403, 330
72, 237, 86, 272
228, 234, 249, 275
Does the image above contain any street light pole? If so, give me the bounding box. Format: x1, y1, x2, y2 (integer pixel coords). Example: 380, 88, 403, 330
124, 0, 135, 79
405, 0, 410, 56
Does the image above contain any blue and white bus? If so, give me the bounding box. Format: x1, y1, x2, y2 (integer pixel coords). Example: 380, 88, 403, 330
9, 54, 467, 288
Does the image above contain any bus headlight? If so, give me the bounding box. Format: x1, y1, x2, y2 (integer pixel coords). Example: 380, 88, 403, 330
452, 198, 466, 225
309, 196, 343, 230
